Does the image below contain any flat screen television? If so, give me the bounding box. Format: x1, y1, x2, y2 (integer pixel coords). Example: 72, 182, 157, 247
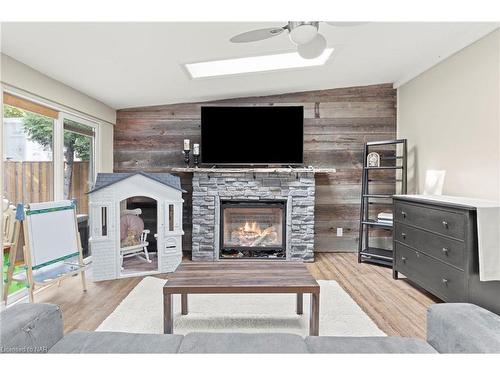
200, 106, 304, 166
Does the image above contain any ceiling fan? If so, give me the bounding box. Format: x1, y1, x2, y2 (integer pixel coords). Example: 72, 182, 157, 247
230, 21, 365, 59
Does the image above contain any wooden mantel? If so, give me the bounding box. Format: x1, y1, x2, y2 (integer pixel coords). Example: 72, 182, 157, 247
169, 167, 337, 174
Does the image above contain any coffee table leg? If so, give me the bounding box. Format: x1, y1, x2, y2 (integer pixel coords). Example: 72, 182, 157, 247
181, 294, 188, 315
309, 292, 320, 336
163, 292, 173, 334
296, 293, 303, 315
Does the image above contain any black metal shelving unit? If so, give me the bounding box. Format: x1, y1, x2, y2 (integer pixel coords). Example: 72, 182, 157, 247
358, 139, 407, 266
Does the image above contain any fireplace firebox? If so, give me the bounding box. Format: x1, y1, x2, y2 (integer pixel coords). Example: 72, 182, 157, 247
219, 200, 286, 259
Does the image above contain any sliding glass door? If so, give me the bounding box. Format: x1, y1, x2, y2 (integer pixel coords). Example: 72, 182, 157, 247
63, 116, 95, 213
62, 115, 96, 258
2, 93, 99, 301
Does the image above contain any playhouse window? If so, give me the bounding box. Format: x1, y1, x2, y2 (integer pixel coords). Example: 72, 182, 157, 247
168, 204, 174, 231
101, 206, 108, 236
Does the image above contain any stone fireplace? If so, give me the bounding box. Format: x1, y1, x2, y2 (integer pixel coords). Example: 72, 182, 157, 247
191, 171, 315, 261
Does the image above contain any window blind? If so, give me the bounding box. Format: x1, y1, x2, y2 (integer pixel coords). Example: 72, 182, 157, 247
3, 93, 59, 119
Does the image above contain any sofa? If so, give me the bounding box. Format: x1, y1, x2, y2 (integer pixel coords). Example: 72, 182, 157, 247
1, 302, 500, 353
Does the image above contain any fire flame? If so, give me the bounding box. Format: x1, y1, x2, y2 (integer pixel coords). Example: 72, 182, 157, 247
242, 221, 262, 235
229, 221, 279, 247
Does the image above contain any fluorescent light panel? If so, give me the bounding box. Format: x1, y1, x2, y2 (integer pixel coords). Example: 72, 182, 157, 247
185, 48, 334, 79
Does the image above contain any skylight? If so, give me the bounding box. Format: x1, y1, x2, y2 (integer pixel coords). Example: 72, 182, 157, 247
185, 48, 334, 79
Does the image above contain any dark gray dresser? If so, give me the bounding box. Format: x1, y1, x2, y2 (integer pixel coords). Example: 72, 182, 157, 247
393, 195, 500, 315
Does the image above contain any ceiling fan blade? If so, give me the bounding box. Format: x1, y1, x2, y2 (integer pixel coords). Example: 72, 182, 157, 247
230, 27, 285, 43
325, 22, 368, 27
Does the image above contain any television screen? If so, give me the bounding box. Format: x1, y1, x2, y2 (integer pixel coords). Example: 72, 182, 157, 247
200, 106, 304, 165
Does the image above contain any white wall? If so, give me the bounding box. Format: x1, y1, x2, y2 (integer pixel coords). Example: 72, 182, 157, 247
398, 28, 500, 201
1, 53, 115, 173
1, 54, 116, 124
99, 121, 114, 172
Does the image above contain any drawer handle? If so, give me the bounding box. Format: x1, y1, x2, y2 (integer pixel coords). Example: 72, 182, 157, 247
401, 256, 407, 263
401, 211, 407, 218
442, 278, 449, 285
401, 232, 406, 239
442, 220, 449, 228
442, 247, 449, 256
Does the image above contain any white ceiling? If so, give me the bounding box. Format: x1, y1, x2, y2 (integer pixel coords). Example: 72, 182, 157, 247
1, 22, 498, 109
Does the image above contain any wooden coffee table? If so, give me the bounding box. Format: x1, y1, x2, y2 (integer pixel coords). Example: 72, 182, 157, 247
163, 261, 320, 335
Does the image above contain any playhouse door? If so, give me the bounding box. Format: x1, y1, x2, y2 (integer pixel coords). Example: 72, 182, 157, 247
159, 201, 182, 272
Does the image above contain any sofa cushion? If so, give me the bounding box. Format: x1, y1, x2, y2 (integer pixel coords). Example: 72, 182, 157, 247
305, 336, 437, 353
178, 332, 308, 353
427, 303, 500, 353
49, 331, 183, 353
0, 303, 63, 353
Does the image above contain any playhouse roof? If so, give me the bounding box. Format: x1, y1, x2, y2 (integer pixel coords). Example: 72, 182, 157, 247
88, 172, 186, 194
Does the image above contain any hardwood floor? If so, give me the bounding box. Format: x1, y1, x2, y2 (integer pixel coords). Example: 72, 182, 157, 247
308, 253, 440, 338
33, 253, 440, 338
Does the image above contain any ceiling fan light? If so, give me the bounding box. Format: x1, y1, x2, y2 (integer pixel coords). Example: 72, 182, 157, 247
297, 33, 327, 59
289, 24, 318, 45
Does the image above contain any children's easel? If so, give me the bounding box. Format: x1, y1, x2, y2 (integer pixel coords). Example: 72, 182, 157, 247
5, 200, 87, 303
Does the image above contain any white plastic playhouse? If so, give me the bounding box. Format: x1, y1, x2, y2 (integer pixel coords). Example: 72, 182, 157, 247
88, 172, 184, 281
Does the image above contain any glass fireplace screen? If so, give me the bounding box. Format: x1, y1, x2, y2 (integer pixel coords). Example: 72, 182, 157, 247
222, 205, 284, 248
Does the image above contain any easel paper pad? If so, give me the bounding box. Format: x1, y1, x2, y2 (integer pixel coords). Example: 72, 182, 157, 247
27, 202, 79, 269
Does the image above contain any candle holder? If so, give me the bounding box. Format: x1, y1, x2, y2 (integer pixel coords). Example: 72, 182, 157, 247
183, 149, 191, 167
192, 143, 200, 168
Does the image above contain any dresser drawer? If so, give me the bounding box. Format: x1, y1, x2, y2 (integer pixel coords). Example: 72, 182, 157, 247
394, 243, 466, 302
394, 223, 465, 270
394, 201, 466, 240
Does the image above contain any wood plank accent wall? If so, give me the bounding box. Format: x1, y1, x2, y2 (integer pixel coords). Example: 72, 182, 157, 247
114, 83, 397, 252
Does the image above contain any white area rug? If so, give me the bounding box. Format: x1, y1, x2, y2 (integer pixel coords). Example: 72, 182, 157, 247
97, 276, 385, 337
